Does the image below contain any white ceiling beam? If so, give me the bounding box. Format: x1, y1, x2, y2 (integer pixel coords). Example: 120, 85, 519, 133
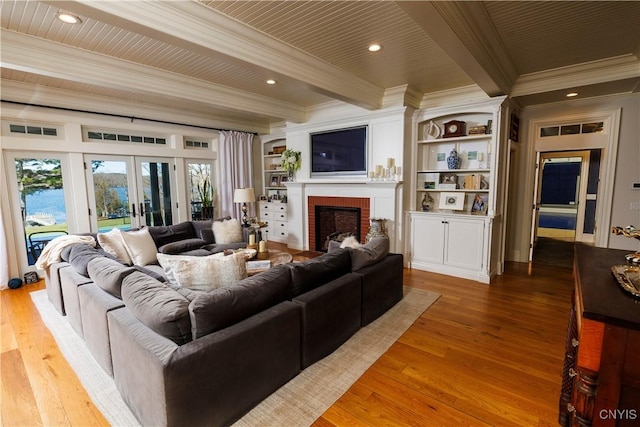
511, 55, 640, 97
0, 29, 306, 123
398, 1, 518, 97
54, 0, 385, 110
0, 80, 272, 134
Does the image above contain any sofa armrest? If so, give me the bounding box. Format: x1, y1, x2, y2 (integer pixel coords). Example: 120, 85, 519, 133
45, 262, 71, 315
353, 253, 404, 326
293, 273, 362, 368
108, 301, 301, 427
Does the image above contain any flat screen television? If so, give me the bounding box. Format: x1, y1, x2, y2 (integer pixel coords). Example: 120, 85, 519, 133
310, 125, 368, 177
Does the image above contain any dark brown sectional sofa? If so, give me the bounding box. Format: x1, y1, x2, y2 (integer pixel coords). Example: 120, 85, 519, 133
43, 223, 403, 427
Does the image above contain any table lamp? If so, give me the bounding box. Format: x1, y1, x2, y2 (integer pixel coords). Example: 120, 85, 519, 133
233, 187, 255, 227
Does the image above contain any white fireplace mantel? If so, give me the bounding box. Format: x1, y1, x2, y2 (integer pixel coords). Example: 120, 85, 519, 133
283, 181, 403, 252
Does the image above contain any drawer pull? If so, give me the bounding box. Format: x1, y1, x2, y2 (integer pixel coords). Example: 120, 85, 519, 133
569, 368, 577, 378
571, 338, 579, 347
567, 403, 575, 413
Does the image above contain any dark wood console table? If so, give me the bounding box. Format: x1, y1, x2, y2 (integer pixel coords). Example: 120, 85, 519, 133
559, 245, 640, 426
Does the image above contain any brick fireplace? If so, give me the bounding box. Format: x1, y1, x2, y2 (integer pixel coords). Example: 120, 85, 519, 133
308, 196, 370, 251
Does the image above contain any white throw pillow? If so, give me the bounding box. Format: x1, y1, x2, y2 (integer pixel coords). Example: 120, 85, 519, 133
120, 228, 158, 266
97, 228, 132, 265
212, 218, 243, 244
157, 252, 247, 291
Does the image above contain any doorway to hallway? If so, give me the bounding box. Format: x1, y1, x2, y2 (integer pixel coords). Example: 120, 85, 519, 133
530, 150, 601, 268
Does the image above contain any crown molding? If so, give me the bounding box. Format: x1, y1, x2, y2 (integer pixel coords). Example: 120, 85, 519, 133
62, 0, 384, 110
1, 29, 306, 123
511, 55, 640, 97
420, 85, 489, 109
1, 80, 272, 134
382, 85, 423, 109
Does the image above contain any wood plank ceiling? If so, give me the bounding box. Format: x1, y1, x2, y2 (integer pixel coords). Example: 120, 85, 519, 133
1, 1, 638, 131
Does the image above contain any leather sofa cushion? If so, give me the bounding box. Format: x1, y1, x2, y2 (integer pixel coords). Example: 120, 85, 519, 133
67, 244, 117, 277
158, 238, 207, 254
188, 264, 292, 339
289, 249, 352, 297
147, 221, 197, 248
349, 237, 390, 270
121, 271, 192, 345
328, 237, 390, 270
87, 257, 137, 299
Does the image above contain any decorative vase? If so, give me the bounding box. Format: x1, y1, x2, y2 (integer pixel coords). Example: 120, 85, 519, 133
287, 169, 295, 182
365, 218, 388, 243
447, 148, 460, 170
421, 193, 433, 211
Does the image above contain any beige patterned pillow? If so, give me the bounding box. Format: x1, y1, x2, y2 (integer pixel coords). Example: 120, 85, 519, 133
157, 252, 247, 291
97, 228, 132, 265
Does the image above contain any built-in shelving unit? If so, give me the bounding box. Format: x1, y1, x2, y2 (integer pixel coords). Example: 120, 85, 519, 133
262, 137, 288, 200
260, 136, 288, 243
406, 97, 510, 283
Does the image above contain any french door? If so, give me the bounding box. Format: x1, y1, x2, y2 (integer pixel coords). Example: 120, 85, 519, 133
85, 155, 177, 232
5, 152, 72, 267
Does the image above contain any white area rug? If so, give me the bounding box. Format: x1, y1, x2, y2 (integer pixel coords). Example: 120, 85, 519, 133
31, 286, 439, 427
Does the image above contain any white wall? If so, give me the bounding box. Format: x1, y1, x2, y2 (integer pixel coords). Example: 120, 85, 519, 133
507, 93, 640, 262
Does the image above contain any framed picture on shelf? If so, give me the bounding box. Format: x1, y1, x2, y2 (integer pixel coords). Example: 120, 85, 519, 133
471, 193, 488, 215
439, 192, 464, 211
441, 173, 457, 184
270, 175, 280, 187
280, 174, 289, 184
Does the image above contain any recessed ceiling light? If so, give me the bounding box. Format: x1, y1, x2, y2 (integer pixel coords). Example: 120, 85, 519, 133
56, 12, 82, 24
266, 79, 277, 85
368, 44, 382, 52
566, 92, 578, 97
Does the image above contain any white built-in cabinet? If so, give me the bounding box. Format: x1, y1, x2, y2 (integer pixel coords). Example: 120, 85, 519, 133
409, 214, 487, 279
259, 201, 288, 243
262, 137, 288, 201
260, 136, 289, 244
406, 97, 510, 283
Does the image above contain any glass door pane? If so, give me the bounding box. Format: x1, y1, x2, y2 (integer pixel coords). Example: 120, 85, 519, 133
85, 157, 135, 232
137, 158, 176, 227
187, 161, 214, 220
14, 157, 69, 265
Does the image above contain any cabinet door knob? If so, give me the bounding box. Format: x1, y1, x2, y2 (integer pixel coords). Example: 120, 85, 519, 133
571, 338, 579, 347
567, 403, 576, 413
569, 368, 577, 378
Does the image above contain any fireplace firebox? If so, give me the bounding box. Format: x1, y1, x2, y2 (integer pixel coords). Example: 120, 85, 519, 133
315, 206, 361, 251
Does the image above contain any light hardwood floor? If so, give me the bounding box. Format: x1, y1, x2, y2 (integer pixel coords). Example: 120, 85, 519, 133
1, 250, 573, 427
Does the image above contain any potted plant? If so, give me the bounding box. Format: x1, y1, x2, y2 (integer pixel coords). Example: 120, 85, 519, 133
197, 177, 214, 219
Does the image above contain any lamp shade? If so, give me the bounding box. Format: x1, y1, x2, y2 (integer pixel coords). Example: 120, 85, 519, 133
233, 188, 255, 203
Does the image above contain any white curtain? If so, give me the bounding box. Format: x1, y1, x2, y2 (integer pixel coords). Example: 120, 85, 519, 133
219, 130, 255, 220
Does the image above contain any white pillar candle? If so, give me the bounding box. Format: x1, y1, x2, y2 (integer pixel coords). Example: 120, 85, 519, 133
259, 240, 267, 253
249, 234, 256, 245
387, 157, 395, 168
375, 164, 383, 176
396, 166, 402, 176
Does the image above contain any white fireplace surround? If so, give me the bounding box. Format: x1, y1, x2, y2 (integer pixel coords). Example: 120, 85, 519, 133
283, 181, 403, 252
